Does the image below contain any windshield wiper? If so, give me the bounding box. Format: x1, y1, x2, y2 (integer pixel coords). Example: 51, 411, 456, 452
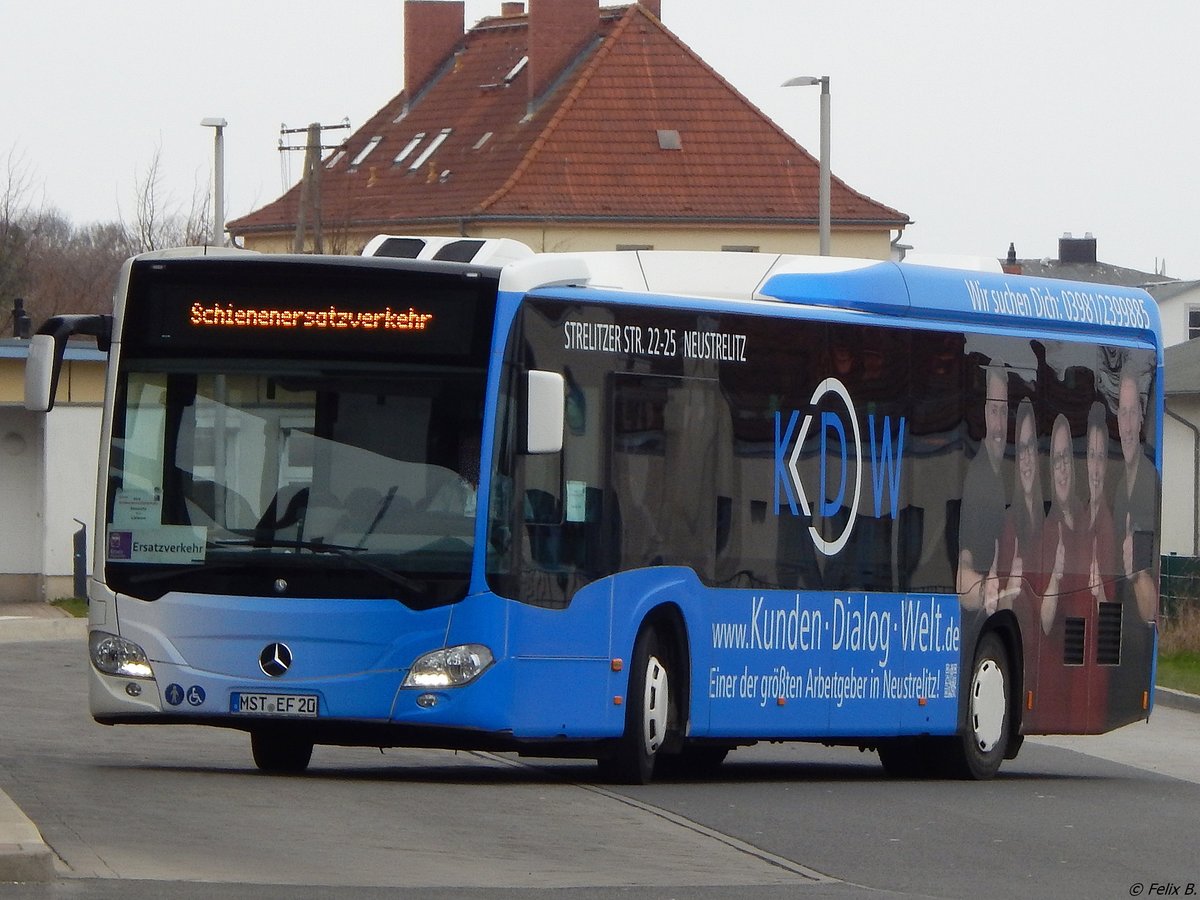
355, 485, 398, 549
128, 537, 423, 595
124, 538, 322, 585
309, 541, 424, 594
212, 535, 425, 594
209, 536, 365, 554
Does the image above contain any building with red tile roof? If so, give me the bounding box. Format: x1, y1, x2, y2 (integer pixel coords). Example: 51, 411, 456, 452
229, 1, 909, 257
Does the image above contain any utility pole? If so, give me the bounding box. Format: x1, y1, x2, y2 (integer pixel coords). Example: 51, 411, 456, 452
280, 120, 351, 253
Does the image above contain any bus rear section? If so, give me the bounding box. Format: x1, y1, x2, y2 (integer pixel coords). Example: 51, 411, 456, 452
486, 256, 1161, 780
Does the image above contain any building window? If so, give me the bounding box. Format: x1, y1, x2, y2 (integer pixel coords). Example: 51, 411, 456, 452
1189, 306, 1200, 340
722, 245, 759, 253
505, 56, 528, 83
350, 136, 383, 169
410, 128, 452, 171
616, 244, 653, 251
393, 133, 426, 165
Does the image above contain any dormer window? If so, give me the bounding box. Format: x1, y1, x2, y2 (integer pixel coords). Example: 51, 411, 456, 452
409, 128, 452, 171
505, 56, 528, 83
350, 136, 383, 169
394, 133, 426, 165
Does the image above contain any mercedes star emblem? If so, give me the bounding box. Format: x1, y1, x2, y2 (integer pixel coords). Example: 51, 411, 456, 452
259, 642, 293, 677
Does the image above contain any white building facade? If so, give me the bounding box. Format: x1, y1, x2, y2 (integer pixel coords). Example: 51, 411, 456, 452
0, 341, 104, 602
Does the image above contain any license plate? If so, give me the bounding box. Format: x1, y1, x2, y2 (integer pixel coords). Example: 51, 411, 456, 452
230, 692, 319, 717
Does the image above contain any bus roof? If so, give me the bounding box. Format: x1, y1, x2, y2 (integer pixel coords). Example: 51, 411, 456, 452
496, 249, 1161, 346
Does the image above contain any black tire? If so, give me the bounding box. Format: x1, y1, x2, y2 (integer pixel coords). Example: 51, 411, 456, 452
251, 730, 314, 774
936, 631, 1011, 780
599, 628, 672, 785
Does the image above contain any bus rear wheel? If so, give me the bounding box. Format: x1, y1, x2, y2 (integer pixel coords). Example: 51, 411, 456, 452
937, 632, 1011, 780
251, 729, 314, 774
599, 628, 671, 785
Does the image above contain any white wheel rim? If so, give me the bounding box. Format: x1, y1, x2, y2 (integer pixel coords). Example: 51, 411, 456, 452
970, 658, 1006, 753
641, 654, 669, 755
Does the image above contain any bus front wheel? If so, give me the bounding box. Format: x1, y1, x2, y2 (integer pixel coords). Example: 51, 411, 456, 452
599, 628, 671, 784
251, 729, 314, 774
938, 631, 1011, 780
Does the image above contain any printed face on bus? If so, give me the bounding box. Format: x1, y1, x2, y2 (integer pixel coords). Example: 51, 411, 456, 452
984, 369, 1008, 463
1118, 374, 1142, 468
1051, 416, 1073, 505
1017, 410, 1038, 499
1087, 421, 1107, 503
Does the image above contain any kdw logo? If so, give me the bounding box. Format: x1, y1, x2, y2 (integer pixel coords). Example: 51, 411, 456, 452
773, 377, 906, 556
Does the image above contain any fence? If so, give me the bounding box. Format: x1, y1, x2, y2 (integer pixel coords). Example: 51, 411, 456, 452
1161, 554, 1200, 624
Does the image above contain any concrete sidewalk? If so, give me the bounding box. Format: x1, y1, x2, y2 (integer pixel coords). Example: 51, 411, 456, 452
0, 602, 84, 882
0, 601, 88, 644
0, 602, 1196, 884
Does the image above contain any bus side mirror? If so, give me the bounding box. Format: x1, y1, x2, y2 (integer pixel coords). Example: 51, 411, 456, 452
25, 333, 58, 412
24, 314, 113, 412
526, 370, 564, 454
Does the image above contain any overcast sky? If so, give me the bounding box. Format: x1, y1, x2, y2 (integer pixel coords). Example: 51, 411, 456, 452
5, 1, 1198, 278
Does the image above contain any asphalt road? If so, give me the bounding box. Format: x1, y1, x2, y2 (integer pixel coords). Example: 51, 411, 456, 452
1, 623, 1198, 899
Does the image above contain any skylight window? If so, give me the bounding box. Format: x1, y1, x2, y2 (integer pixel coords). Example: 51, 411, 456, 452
394, 133, 426, 165
473, 131, 493, 150
657, 129, 682, 150
324, 149, 347, 169
409, 128, 452, 171
505, 56, 528, 83
350, 136, 383, 168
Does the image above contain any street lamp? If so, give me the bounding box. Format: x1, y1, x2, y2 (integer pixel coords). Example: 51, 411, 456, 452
200, 117, 227, 246
782, 75, 830, 256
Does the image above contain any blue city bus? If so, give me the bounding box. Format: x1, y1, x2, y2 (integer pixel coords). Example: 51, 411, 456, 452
25, 239, 1162, 781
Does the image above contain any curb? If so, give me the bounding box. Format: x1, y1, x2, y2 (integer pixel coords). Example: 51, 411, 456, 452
1155, 685, 1200, 714
0, 791, 55, 883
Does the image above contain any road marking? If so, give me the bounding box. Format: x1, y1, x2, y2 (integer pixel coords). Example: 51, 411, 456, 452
474, 750, 838, 884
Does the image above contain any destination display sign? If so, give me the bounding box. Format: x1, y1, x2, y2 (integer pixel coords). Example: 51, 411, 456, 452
121, 257, 497, 362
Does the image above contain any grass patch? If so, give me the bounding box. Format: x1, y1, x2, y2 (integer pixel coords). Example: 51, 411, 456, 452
1157, 600, 1200, 694
1157, 651, 1200, 695
50, 597, 87, 618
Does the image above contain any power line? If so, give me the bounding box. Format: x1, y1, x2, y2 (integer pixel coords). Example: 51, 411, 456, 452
279, 119, 351, 253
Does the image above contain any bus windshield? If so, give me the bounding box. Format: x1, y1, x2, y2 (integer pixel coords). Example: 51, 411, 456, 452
105, 360, 485, 606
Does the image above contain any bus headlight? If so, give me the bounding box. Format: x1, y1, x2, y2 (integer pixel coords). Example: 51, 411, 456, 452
89, 631, 154, 679
403, 644, 493, 688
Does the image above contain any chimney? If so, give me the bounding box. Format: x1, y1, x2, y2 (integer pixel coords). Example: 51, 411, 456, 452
1001, 242, 1022, 275
501, 1, 525, 15
639, 0, 662, 18
528, 0, 598, 103
404, 1, 465, 94
1058, 231, 1097, 265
